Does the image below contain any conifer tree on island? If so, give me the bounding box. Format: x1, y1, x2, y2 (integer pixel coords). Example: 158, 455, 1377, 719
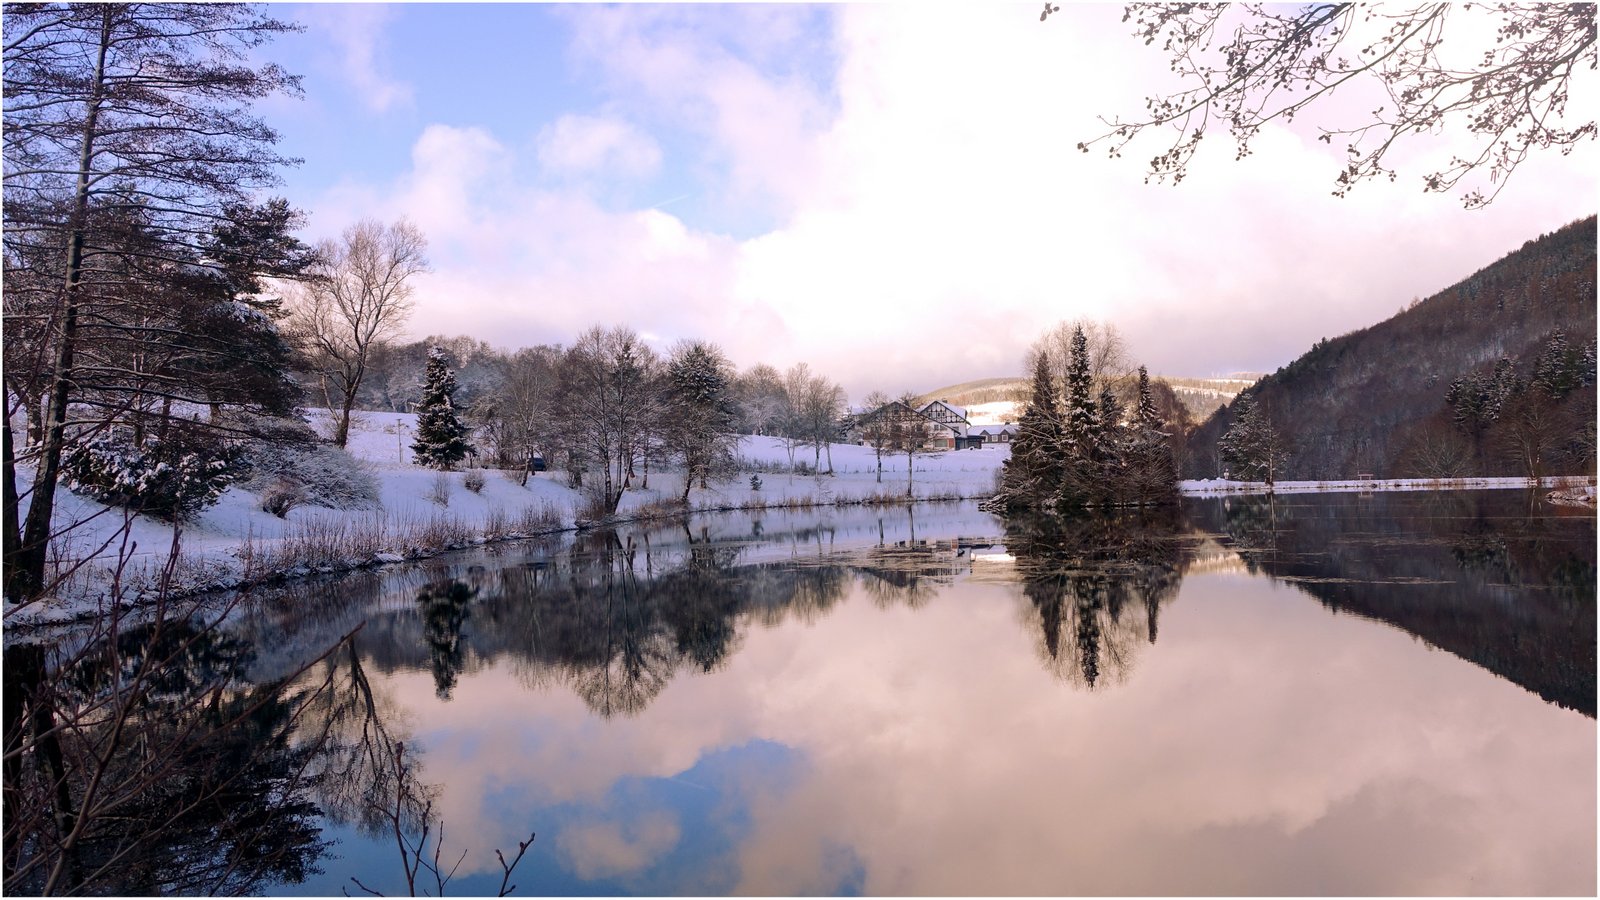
988, 325, 1178, 515
411, 347, 475, 470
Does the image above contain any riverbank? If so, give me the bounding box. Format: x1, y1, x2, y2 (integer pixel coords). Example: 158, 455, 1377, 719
1179, 474, 1597, 497
5, 410, 1008, 629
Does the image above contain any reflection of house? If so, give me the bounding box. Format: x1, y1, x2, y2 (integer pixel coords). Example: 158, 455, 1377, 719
968, 423, 1018, 445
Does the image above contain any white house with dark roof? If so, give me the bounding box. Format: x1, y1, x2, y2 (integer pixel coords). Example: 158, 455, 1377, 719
918, 400, 970, 438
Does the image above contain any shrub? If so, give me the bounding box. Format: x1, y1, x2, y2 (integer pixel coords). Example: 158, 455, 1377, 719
259, 479, 305, 518
240, 443, 381, 510
463, 468, 486, 494
426, 471, 451, 507
62, 430, 237, 521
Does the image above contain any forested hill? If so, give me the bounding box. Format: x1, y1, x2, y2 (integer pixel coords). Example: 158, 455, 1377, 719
1187, 216, 1597, 480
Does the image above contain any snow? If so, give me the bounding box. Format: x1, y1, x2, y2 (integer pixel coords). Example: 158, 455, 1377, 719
1179, 475, 1597, 496
965, 401, 1020, 426
6, 410, 1009, 629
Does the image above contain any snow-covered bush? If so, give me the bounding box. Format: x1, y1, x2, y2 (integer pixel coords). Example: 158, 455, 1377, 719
259, 479, 305, 518
463, 468, 486, 493
240, 443, 381, 510
62, 431, 237, 521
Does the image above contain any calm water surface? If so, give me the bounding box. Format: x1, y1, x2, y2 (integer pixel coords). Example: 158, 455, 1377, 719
205, 493, 1599, 894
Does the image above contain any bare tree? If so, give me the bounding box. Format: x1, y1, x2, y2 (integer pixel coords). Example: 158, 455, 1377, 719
798, 374, 847, 475
1054, 3, 1596, 208
1033, 319, 1131, 401
778, 364, 814, 469
292, 219, 429, 448
891, 392, 936, 499
479, 345, 561, 481
733, 364, 787, 436
858, 391, 895, 483
551, 326, 660, 516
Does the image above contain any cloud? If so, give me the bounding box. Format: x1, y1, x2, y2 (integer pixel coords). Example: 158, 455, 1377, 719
305, 4, 1596, 399
536, 114, 662, 181
304, 4, 413, 114
555, 811, 682, 881
384, 562, 1595, 893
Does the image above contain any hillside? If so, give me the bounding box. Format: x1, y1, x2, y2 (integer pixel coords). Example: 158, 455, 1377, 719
918, 374, 1258, 422
1187, 216, 1598, 480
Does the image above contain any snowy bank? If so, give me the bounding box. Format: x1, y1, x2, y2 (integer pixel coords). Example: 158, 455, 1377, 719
6, 410, 1007, 628
1180, 474, 1597, 496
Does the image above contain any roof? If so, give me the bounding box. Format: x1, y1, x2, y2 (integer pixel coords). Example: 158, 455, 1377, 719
970, 423, 1018, 436
920, 399, 968, 420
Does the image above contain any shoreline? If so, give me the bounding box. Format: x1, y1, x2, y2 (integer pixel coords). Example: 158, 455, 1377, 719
1179, 474, 1596, 497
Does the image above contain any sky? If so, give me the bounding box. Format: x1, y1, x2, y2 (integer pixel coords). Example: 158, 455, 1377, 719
259, 2, 1597, 400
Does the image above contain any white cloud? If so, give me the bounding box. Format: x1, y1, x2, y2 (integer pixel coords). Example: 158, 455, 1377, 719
306, 5, 1595, 399
536, 114, 662, 181
555, 811, 682, 881
305, 4, 413, 114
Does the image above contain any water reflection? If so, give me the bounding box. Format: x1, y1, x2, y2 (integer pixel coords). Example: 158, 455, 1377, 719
9, 495, 1594, 896
1190, 491, 1597, 715
3, 619, 330, 895
1005, 509, 1190, 687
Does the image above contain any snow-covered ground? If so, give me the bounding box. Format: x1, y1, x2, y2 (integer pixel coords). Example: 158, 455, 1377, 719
965, 401, 1020, 426
1179, 475, 1597, 496
7, 410, 1007, 627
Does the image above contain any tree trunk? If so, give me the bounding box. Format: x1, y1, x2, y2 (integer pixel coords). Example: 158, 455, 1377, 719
10, 8, 111, 605
335, 386, 357, 448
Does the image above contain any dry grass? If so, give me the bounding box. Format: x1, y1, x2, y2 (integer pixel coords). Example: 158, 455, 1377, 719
233, 498, 567, 584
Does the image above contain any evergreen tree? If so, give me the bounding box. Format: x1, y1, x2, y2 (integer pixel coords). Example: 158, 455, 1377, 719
1219, 393, 1291, 484
1127, 367, 1177, 504
1135, 366, 1161, 428
992, 353, 1064, 510
663, 341, 739, 502
411, 347, 475, 470
1053, 326, 1100, 509
1061, 326, 1097, 455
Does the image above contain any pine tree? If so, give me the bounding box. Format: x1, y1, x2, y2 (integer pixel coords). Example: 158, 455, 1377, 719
1218, 392, 1291, 484
1055, 327, 1100, 509
411, 347, 475, 470
1127, 367, 1177, 504
664, 341, 739, 502
1136, 366, 1161, 429
993, 353, 1063, 510
1061, 326, 1097, 455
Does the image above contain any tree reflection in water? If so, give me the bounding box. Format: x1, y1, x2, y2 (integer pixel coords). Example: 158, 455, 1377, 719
417, 579, 476, 701
1006, 509, 1189, 688
3, 617, 339, 895
1191, 490, 1597, 716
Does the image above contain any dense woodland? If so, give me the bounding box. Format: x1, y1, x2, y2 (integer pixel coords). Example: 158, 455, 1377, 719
1189, 217, 1598, 481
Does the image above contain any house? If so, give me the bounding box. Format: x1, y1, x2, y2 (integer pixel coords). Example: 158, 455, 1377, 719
968, 423, 1019, 445
850, 400, 962, 451
918, 400, 970, 439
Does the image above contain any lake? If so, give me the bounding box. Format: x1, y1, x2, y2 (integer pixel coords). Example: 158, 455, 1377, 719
13, 491, 1596, 895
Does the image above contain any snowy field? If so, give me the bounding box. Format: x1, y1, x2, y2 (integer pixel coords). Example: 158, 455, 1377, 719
7, 410, 1007, 627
